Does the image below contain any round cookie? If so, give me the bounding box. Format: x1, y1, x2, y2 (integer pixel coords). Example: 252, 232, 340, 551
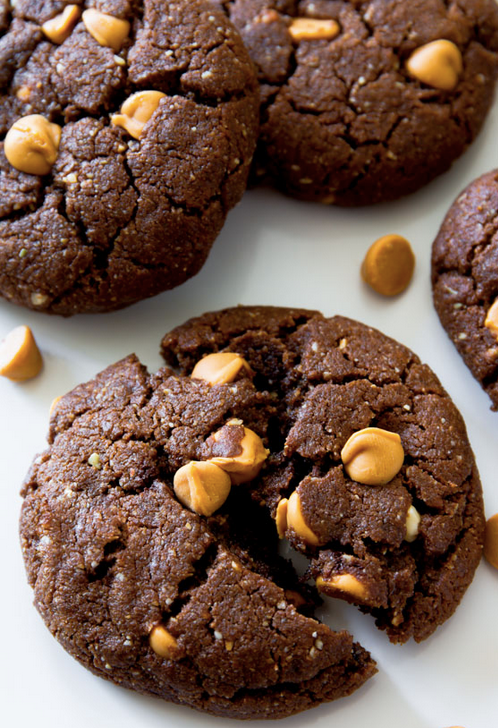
212, 0, 498, 205
432, 169, 498, 410
20, 353, 376, 720
161, 306, 485, 643
0, 1, 259, 315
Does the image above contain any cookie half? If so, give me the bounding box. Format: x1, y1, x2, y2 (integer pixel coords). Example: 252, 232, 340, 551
161, 306, 485, 643
0, 0, 259, 314
213, 0, 498, 204
20, 354, 376, 720
432, 169, 498, 410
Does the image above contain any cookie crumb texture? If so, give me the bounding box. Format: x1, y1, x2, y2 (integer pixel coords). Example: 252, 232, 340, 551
0, 0, 259, 314
214, 0, 498, 204
161, 307, 484, 643
20, 349, 376, 719
20, 308, 484, 718
432, 170, 498, 410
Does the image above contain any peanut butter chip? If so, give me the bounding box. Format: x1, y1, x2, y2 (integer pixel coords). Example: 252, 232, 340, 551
82, 8, 130, 52
361, 234, 415, 296
210, 426, 269, 484
406, 40, 463, 91
191, 352, 253, 385
42, 5, 81, 45
316, 574, 368, 601
4, 115, 62, 175
0, 325, 43, 381
484, 513, 498, 570
276, 498, 289, 539
286, 491, 319, 546
149, 625, 182, 660
341, 427, 404, 485
484, 299, 498, 339
49, 395, 62, 416
111, 91, 166, 139
289, 17, 340, 41
173, 461, 231, 516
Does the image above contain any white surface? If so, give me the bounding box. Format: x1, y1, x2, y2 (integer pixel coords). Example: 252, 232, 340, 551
2, 101, 498, 728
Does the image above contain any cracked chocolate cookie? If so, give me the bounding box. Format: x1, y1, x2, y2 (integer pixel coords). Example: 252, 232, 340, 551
212, 0, 498, 205
161, 306, 485, 643
432, 169, 498, 410
0, 1, 259, 315
20, 352, 376, 720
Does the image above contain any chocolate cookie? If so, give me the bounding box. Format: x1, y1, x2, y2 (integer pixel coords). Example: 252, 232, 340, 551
0, 1, 259, 315
212, 0, 498, 205
432, 169, 498, 410
161, 306, 485, 643
20, 353, 376, 720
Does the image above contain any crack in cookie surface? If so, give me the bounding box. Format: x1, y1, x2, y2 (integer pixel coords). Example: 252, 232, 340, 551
20, 352, 376, 720
212, 0, 498, 204
161, 305, 484, 643
0, 0, 259, 314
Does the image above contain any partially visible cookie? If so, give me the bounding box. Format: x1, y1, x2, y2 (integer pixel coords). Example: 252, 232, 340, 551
162, 306, 485, 643
0, 0, 259, 314
213, 0, 498, 205
432, 169, 498, 410
20, 353, 376, 720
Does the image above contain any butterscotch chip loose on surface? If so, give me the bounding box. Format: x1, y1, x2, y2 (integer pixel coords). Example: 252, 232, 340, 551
0, 325, 42, 381
361, 234, 415, 296
191, 352, 253, 385
41, 5, 81, 45
341, 427, 405, 485
0, 0, 259, 315
4, 115, 61, 175
406, 40, 463, 91
484, 513, 498, 570
173, 461, 231, 516
82, 8, 130, 52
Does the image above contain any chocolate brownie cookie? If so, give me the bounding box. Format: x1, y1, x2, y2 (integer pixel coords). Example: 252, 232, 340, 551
161, 306, 485, 643
0, 1, 259, 315
212, 0, 498, 205
20, 353, 376, 719
432, 169, 498, 410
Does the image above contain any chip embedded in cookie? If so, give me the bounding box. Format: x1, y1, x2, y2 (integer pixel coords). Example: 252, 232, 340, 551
20, 352, 377, 719
212, 0, 498, 205
432, 170, 498, 410
0, 1, 259, 314
161, 306, 485, 644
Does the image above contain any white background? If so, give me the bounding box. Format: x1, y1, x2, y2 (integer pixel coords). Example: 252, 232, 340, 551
2, 95, 498, 728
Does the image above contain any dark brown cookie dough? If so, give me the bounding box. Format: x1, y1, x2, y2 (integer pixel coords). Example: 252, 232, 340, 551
161, 306, 485, 643
0, 1, 259, 315
432, 169, 498, 410
20, 353, 376, 720
212, 0, 498, 205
